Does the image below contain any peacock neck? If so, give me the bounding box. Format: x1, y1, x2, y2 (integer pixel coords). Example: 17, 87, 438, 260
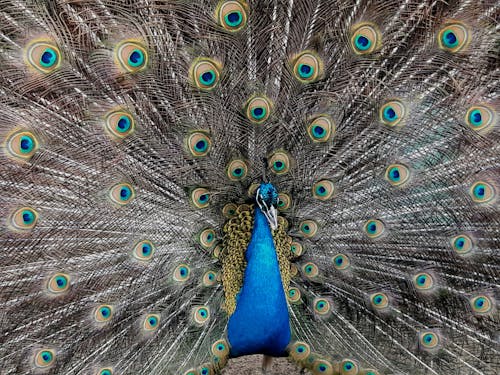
227, 206, 291, 357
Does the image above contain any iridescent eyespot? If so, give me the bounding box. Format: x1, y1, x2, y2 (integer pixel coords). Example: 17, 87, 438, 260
226, 159, 248, 181
187, 131, 211, 157
133, 240, 155, 261
364, 219, 385, 239
115, 40, 148, 73
291, 51, 323, 83
351, 23, 381, 55
34, 349, 55, 368
190, 187, 210, 209
385, 164, 410, 186
216, 1, 247, 32
469, 181, 495, 203
143, 313, 160, 331
183, 369, 197, 375
173, 263, 191, 282
109, 183, 135, 206
245, 95, 272, 124
362, 370, 380, 375
312, 180, 334, 201
290, 241, 303, 257
413, 272, 435, 291
299, 220, 318, 238
438, 22, 470, 53
5, 130, 40, 160
332, 253, 350, 271
25, 40, 61, 73
9, 207, 38, 232
313, 298, 331, 316
470, 295, 493, 315
312, 359, 333, 375
105, 110, 135, 139
222, 203, 238, 218
302, 262, 319, 279
47, 273, 70, 294
341, 359, 358, 375
289, 341, 310, 361
192, 305, 210, 325
380, 100, 406, 127
287, 287, 302, 304
94, 304, 113, 322
277, 193, 291, 211
211, 338, 230, 358
419, 331, 440, 350
98, 368, 113, 375
307, 115, 334, 143
370, 292, 389, 309
268, 150, 292, 175
190, 58, 222, 91
451, 234, 473, 256
198, 364, 214, 375
198, 228, 216, 250
465, 105, 495, 132
202, 270, 217, 287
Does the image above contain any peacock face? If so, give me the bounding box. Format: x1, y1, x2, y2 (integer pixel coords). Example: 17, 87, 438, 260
256, 183, 279, 230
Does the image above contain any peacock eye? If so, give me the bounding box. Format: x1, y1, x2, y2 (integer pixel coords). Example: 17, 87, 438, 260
133, 240, 155, 261
202, 270, 217, 287
190, 58, 222, 91
222, 203, 238, 218
198, 228, 216, 250
94, 304, 114, 322
313, 297, 331, 316
226, 159, 248, 181
364, 219, 385, 239
98, 368, 113, 375
5, 130, 40, 160
277, 193, 291, 210
307, 115, 334, 142
419, 331, 440, 350
287, 287, 301, 303
109, 183, 135, 206
299, 219, 318, 238
450, 234, 473, 256
105, 110, 135, 139
291, 51, 323, 83
268, 150, 291, 175
385, 164, 410, 186
302, 262, 319, 279
47, 273, 70, 294
211, 339, 230, 363
370, 292, 389, 309
470, 295, 493, 314
34, 349, 55, 368
173, 263, 191, 282
245, 95, 272, 123
290, 241, 303, 257
115, 40, 148, 73
380, 100, 406, 126
25, 40, 61, 73
9, 207, 38, 231
216, 1, 247, 32
341, 359, 359, 375
313, 359, 333, 375
469, 181, 495, 203
465, 105, 495, 132
438, 22, 470, 53
289, 341, 310, 361
413, 272, 434, 291
143, 313, 160, 331
187, 131, 211, 157
312, 179, 335, 201
190, 187, 210, 208
351, 23, 381, 54
198, 364, 214, 375
332, 253, 350, 270
192, 306, 210, 325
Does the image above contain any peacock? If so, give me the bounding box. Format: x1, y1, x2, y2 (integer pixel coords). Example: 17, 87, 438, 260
0, 0, 499, 374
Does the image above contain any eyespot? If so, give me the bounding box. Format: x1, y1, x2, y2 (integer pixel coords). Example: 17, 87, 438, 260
313, 298, 331, 316
211, 338, 230, 358
289, 341, 310, 361
385, 164, 410, 186
268, 150, 291, 175
183, 369, 197, 375
5, 130, 40, 160
469, 181, 495, 203
173, 263, 191, 282
94, 304, 113, 323
133, 240, 155, 261
34, 349, 55, 368
364, 219, 385, 239
466, 105, 495, 132
299, 220, 318, 238
105, 110, 135, 139
47, 273, 70, 294
216, 1, 247, 32
198, 364, 214, 375
312, 180, 334, 201
202, 270, 217, 287
362, 370, 380, 375
226, 159, 248, 181
245, 95, 272, 124
222, 203, 237, 218
380, 100, 406, 127
438, 22, 470, 53
98, 368, 113, 375
419, 331, 440, 350
287, 287, 301, 304
190, 187, 210, 208
198, 228, 216, 250
213, 244, 222, 258
341, 359, 359, 375
192, 306, 210, 325
109, 183, 135, 206
291, 51, 323, 83
307, 115, 334, 143
143, 313, 160, 331
413, 272, 434, 291
190, 58, 222, 91
332, 253, 350, 271
187, 131, 211, 157
470, 295, 493, 314
277, 193, 291, 211
312, 359, 333, 375
290, 241, 303, 257
290, 263, 299, 277
351, 23, 381, 55
370, 292, 389, 309
302, 262, 319, 279
115, 40, 148, 73
9, 207, 38, 231
25, 40, 61, 73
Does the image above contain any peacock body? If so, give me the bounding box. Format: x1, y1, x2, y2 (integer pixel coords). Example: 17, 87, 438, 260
0, 1, 499, 374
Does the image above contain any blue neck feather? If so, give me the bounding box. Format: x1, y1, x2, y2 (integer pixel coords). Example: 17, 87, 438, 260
227, 207, 291, 357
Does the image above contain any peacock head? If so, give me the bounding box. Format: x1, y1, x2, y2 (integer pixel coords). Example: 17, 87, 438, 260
256, 183, 279, 230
